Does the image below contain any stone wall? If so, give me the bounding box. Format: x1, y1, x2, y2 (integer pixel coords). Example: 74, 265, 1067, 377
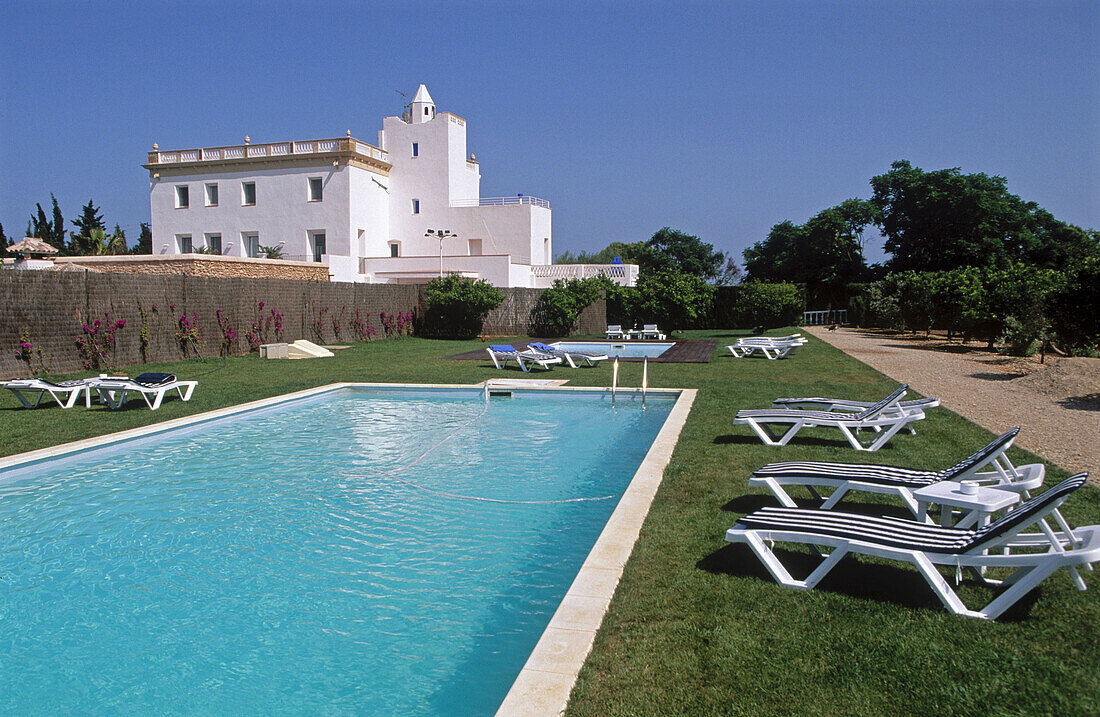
53, 255, 330, 281
0, 272, 606, 378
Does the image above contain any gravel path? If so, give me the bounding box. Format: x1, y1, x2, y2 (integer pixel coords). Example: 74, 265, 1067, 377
807, 326, 1100, 480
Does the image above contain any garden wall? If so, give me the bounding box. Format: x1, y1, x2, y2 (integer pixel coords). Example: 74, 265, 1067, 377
0, 272, 607, 378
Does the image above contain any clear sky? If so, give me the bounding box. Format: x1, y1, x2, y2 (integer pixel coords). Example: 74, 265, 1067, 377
1, 1, 1096, 265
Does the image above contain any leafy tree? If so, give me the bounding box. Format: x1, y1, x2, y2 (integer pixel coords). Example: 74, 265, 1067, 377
631, 269, 714, 330
714, 282, 804, 329
743, 201, 873, 305
420, 275, 504, 338
1048, 257, 1100, 354
713, 252, 742, 285
85, 228, 127, 255
555, 241, 646, 265
131, 222, 152, 254
871, 160, 1095, 273
639, 227, 724, 281
69, 199, 105, 254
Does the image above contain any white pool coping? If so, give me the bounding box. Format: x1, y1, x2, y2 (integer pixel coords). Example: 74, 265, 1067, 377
0, 382, 697, 716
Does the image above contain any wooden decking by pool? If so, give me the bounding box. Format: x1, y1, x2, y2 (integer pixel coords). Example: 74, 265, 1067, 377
445, 339, 717, 363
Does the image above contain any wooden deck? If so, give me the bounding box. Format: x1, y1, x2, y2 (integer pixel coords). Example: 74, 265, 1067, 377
444, 339, 717, 363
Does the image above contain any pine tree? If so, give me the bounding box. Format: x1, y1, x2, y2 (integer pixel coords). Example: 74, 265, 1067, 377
131, 222, 152, 254
70, 199, 105, 254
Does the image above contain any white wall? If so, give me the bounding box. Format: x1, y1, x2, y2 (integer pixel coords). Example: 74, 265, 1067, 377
150, 163, 351, 264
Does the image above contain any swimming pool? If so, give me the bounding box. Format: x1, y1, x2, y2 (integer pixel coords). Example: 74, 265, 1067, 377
0, 385, 683, 714
552, 341, 675, 358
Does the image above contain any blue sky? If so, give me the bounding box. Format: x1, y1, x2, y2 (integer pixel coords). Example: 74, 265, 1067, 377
1, 1, 1096, 265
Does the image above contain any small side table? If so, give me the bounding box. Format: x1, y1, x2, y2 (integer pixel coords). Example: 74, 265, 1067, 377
913, 482, 1021, 528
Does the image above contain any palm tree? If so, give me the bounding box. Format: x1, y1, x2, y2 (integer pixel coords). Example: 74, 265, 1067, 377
84, 228, 127, 255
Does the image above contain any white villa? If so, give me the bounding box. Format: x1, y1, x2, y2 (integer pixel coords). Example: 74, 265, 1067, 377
144, 85, 637, 287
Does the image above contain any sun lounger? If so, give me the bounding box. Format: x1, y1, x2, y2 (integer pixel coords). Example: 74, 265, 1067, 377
727, 336, 807, 359
725, 473, 1098, 619
90, 372, 197, 410
749, 427, 1043, 514
605, 325, 627, 340
485, 344, 562, 372
527, 342, 608, 368
733, 385, 924, 451
2, 377, 96, 409
639, 324, 666, 340
771, 386, 939, 434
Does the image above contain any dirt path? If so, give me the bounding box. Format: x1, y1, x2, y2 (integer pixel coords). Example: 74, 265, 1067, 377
807, 327, 1100, 480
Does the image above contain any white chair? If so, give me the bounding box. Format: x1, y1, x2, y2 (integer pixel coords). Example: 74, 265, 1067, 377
90, 372, 197, 410
639, 324, 666, 340
527, 342, 608, 368
725, 474, 1098, 620
605, 325, 627, 340
748, 428, 1041, 515
485, 344, 562, 372
2, 377, 96, 408
733, 385, 925, 451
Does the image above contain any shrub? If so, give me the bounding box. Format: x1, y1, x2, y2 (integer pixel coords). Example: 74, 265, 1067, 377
420, 275, 504, 338
529, 277, 608, 336
713, 282, 803, 329
1048, 257, 1100, 355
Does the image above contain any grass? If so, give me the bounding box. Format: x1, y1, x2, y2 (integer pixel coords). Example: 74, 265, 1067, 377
2, 330, 1098, 714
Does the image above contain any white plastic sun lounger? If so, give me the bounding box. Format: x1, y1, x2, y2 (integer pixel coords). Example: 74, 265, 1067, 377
485, 345, 562, 372
2, 377, 96, 409
90, 372, 197, 410
749, 428, 1042, 514
734, 385, 924, 451
639, 324, 666, 340
528, 342, 608, 368
605, 325, 627, 340
725, 473, 1099, 619
771, 385, 939, 435
727, 336, 807, 359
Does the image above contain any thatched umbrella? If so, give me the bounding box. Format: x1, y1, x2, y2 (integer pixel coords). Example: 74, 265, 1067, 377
7, 237, 60, 257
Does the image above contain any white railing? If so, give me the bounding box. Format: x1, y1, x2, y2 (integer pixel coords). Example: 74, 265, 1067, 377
803, 309, 847, 325
451, 195, 551, 208
151, 138, 389, 164
530, 263, 639, 286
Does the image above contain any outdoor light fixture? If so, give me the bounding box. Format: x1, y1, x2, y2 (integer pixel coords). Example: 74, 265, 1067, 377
425, 228, 458, 277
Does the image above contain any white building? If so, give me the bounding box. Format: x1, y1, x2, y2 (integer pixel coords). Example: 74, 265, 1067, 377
144, 85, 637, 287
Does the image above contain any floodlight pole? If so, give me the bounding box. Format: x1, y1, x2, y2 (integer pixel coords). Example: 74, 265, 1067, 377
425, 229, 458, 278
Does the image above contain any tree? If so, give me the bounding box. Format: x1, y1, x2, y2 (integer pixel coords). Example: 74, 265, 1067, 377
742, 200, 873, 305
85, 228, 127, 255
27, 195, 66, 253
131, 222, 152, 254
420, 275, 504, 338
0, 221, 8, 247
69, 199, 105, 254
641, 227, 724, 280
870, 160, 1095, 273
555, 241, 647, 266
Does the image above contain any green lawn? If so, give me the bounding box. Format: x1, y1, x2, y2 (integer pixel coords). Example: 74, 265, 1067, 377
2, 331, 1097, 714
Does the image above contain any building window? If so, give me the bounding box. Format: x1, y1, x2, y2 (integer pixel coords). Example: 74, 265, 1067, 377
175, 185, 189, 208
424, 107, 430, 116
206, 234, 221, 254
311, 232, 326, 262
411, 142, 418, 157
205, 183, 218, 206
309, 177, 323, 202
242, 181, 256, 206
177, 235, 192, 253
389, 242, 400, 257
243, 233, 259, 258
411, 199, 420, 214
468, 238, 482, 256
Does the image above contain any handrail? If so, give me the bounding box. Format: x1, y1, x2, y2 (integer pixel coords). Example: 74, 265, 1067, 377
611, 358, 619, 405
642, 356, 648, 407
147, 137, 389, 165
450, 196, 551, 208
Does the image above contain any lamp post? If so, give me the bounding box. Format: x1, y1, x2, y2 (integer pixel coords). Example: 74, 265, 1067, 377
425, 228, 457, 278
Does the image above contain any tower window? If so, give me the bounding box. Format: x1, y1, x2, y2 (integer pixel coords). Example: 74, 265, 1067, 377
411, 199, 420, 215
389, 242, 400, 257
242, 181, 256, 206
424, 107, 429, 116
412, 142, 418, 157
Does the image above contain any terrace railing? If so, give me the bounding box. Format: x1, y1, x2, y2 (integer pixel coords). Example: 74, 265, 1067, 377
803, 309, 847, 325
531, 263, 639, 286
451, 195, 551, 209
148, 137, 389, 165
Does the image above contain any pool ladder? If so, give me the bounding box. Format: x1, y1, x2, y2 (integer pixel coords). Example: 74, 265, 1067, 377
611, 356, 647, 406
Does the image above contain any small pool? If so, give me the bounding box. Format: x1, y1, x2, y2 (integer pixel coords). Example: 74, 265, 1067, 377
0, 385, 679, 714
552, 341, 675, 358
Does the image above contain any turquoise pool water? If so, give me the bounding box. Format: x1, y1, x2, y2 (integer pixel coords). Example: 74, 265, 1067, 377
0, 387, 675, 714
551, 341, 674, 358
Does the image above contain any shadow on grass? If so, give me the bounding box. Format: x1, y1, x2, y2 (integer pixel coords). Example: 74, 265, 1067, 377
697, 543, 1042, 620
720, 493, 913, 520
713, 433, 900, 451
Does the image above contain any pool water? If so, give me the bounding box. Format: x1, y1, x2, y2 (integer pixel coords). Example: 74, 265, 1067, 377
551, 341, 674, 358
0, 387, 674, 714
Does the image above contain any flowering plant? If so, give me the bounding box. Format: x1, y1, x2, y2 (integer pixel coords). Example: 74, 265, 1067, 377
215, 309, 239, 357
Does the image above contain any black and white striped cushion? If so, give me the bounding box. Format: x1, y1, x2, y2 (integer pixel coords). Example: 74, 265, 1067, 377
736, 473, 1088, 555
134, 372, 176, 387
736, 408, 862, 422
752, 461, 942, 487
752, 427, 1022, 487
855, 385, 908, 420
940, 428, 1020, 479
964, 473, 1087, 552
737, 506, 976, 552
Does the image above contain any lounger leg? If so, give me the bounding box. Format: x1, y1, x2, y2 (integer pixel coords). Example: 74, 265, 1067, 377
911, 553, 982, 617
516, 357, 531, 372
8, 389, 42, 409
819, 484, 853, 510
754, 477, 800, 508
742, 532, 848, 589
744, 418, 804, 446
179, 383, 196, 402
148, 390, 164, 410
978, 561, 1064, 620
